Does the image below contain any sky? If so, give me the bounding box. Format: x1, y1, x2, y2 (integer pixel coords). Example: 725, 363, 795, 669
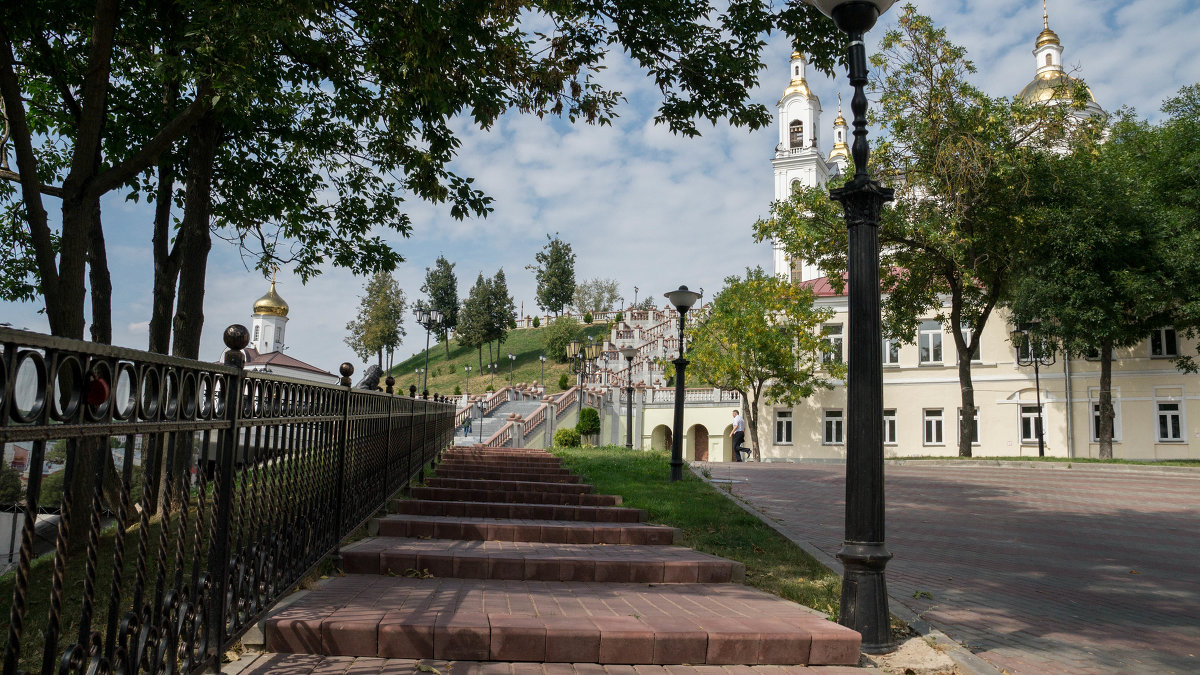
3, 0, 1199, 374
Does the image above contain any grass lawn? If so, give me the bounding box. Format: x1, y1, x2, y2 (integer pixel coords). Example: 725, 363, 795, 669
550, 445, 844, 619
893, 455, 1200, 467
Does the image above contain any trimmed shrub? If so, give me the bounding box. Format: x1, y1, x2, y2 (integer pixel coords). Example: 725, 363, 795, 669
614, 311, 623, 323
558, 372, 571, 391
453, 385, 462, 395
554, 427, 581, 448
583, 311, 593, 324
576, 407, 600, 437
532, 316, 541, 328
544, 316, 582, 363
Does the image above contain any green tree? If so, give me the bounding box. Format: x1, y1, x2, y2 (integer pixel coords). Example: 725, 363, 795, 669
458, 273, 491, 371
487, 268, 517, 360
345, 272, 408, 368
686, 268, 839, 461
422, 255, 460, 358
0, 462, 22, 504
529, 234, 576, 316
573, 278, 620, 315
756, 6, 1081, 457
544, 316, 583, 364
576, 407, 601, 444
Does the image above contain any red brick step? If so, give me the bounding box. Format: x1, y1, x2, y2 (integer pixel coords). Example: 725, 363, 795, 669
411, 487, 620, 507
390, 500, 645, 523
374, 515, 677, 545
425, 478, 594, 495
436, 468, 579, 483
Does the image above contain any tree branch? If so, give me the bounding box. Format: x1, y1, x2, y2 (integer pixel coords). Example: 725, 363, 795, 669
0, 168, 64, 197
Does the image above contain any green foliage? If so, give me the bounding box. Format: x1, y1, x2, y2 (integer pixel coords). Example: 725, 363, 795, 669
583, 312, 593, 324
558, 372, 571, 391
573, 277, 620, 314
631, 298, 658, 311
614, 311, 623, 323
529, 234, 576, 315
686, 268, 838, 460
532, 316, 540, 328
453, 385, 462, 396
422, 256, 460, 346
553, 428, 581, 448
0, 463, 23, 504
457, 273, 491, 362
488, 269, 517, 348
576, 407, 601, 438
345, 272, 407, 364
544, 316, 583, 363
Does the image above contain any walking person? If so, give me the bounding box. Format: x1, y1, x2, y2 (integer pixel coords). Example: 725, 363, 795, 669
731, 409, 749, 462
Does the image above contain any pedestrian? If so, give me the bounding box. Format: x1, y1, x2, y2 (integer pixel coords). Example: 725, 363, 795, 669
731, 409, 749, 461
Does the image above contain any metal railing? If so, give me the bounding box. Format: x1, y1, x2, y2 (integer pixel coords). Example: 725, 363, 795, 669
0, 325, 453, 674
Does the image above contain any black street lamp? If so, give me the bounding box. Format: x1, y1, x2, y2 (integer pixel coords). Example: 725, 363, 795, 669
477, 399, 485, 444
414, 306, 443, 397
538, 354, 547, 389
809, 0, 897, 653
508, 352, 516, 386
620, 346, 638, 448
464, 364, 472, 398
489, 362, 497, 390
664, 285, 701, 482
1012, 321, 1055, 457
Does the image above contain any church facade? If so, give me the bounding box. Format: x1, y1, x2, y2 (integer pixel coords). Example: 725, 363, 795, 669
757, 15, 1199, 462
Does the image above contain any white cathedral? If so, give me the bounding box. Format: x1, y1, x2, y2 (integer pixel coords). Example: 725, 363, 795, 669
748, 11, 1200, 463
232, 278, 338, 384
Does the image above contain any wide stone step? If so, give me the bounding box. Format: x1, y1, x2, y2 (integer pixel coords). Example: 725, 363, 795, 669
265, 577, 860, 665
236, 653, 865, 673
342, 538, 744, 583
426, 478, 593, 495
374, 516, 677, 545
443, 450, 563, 462
411, 487, 619, 507
434, 468, 580, 484
440, 461, 569, 473
391, 500, 645, 523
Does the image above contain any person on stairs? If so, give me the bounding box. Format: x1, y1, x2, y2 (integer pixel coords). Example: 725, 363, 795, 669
731, 408, 750, 462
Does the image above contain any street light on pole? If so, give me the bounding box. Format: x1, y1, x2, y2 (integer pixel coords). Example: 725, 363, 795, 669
477, 399, 485, 444
1011, 321, 1055, 457
809, 0, 898, 653
489, 362, 497, 390
620, 346, 638, 448
664, 285, 701, 482
538, 354, 547, 390
464, 364, 473, 398
508, 353, 516, 387
414, 306, 443, 397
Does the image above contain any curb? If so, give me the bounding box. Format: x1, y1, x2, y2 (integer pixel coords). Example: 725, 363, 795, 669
690, 463, 1003, 675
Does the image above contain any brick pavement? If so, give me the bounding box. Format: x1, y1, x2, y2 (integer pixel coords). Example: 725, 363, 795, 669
712, 462, 1200, 675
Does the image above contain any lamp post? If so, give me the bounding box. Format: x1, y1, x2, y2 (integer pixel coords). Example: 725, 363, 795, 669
1012, 321, 1055, 457
538, 354, 547, 389
414, 306, 443, 397
508, 353, 516, 387
464, 364, 473, 398
489, 362, 497, 390
477, 399, 485, 444
664, 285, 701, 482
620, 346, 638, 448
809, 0, 897, 653
567, 339, 583, 388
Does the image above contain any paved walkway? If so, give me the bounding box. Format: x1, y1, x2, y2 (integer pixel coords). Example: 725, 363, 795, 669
708, 461, 1200, 675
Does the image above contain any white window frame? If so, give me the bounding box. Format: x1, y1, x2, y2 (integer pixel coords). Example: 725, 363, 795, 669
822, 324, 844, 364
959, 321, 981, 362
919, 321, 943, 365
923, 409, 944, 445
1155, 399, 1184, 442
957, 407, 980, 446
253, 325, 260, 341
1020, 404, 1044, 444
1150, 327, 1178, 357
882, 337, 900, 366
1090, 398, 1123, 443
775, 410, 793, 445
883, 409, 897, 445
823, 409, 844, 445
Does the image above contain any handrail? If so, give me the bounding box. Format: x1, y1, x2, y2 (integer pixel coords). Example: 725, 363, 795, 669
0, 326, 455, 674
484, 421, 513, 448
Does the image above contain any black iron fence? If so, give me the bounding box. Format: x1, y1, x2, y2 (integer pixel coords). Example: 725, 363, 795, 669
0, 325, 454, 674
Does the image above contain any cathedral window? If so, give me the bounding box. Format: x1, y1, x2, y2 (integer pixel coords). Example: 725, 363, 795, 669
1045, 53, 1052, 66
254, 325, 260, 341
789, 120, 803, 148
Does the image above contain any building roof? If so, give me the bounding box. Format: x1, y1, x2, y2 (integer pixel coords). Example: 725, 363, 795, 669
244, 346, 334, 377
798, 274, 847, 297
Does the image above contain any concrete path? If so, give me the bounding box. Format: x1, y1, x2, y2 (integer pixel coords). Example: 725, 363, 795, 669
708, 461, 1200, 675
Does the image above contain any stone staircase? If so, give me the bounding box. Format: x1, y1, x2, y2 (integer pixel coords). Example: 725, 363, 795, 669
241, 447, 863, 673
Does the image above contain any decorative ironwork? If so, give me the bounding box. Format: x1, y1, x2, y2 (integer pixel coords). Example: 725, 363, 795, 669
0, 325, 453, 674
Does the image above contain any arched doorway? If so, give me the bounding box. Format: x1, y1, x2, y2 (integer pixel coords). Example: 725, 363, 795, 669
721, 424, 734, 462
687, 424, 709, 461
651, 425, 672, 451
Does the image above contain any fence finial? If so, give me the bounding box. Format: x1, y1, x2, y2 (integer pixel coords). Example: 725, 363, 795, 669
339, 362, 354, 386
223, 324, 250, 367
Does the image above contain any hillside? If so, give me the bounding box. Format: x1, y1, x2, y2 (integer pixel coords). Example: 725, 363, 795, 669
390, 322, 608, 397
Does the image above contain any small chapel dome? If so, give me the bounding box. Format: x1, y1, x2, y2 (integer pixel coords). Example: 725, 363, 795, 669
1017, 72, 1097, 105
253, 280, 289, 317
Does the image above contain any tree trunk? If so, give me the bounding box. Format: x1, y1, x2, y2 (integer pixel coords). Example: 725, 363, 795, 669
744, 388, 761, 462
444, 334, 451, 359
148, 157, 180, 354
377, 349, 383, 369
87, 198, 112, 344
956, 353, 975, 458
1098, 340, 1115, 459
170, 114, 219, 360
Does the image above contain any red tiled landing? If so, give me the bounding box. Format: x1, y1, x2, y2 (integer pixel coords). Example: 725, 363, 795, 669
411, 487, 620, 507
265, 577, 860, 665
375, 516, 677, 545
434, 468, 581, 484
426, 478, 595, 495
391, 500, 645, 523
341, 538, 744, 583
237, 652, 865, 674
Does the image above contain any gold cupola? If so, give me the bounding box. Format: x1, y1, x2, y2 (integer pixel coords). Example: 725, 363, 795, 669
828, 93, 850, 164
1017, 1, 1098, 107
253, 278, 289, 317
780, 51, 820, 104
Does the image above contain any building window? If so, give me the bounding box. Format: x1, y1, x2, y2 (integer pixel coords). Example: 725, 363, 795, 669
789, 120, 804, 148
882, 337, 900, 365
823, 410, 844, 445
1020, 404, 1044, 444
1083, 346, 1100, 360
822, 324, 843, 363
958, 407, 980, 445
919, 320, 943, 364
1156, 401, 1183, 442
253, 325, 260, 341
1046, 53, 1052, 66
923, 409, 944, 445
790, 179, 802, 193
1091, 400, 1122, 442
775, 410, 793, 444
1150, 327, 1178, 357
960, 321, 980, 361
883, 409, 897, 445
277, 327, 284, 345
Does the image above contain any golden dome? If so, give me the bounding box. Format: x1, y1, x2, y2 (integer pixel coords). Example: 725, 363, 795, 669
791, 50, 802, 60
1036, 26, 1060, 48
1017, 71, 1096, 104
828, 141, 850, 163
833, 92, 847, 127
253, 280, 289, 317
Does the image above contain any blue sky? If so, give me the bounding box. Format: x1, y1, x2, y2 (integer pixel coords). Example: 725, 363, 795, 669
3, 0, 1199, 374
